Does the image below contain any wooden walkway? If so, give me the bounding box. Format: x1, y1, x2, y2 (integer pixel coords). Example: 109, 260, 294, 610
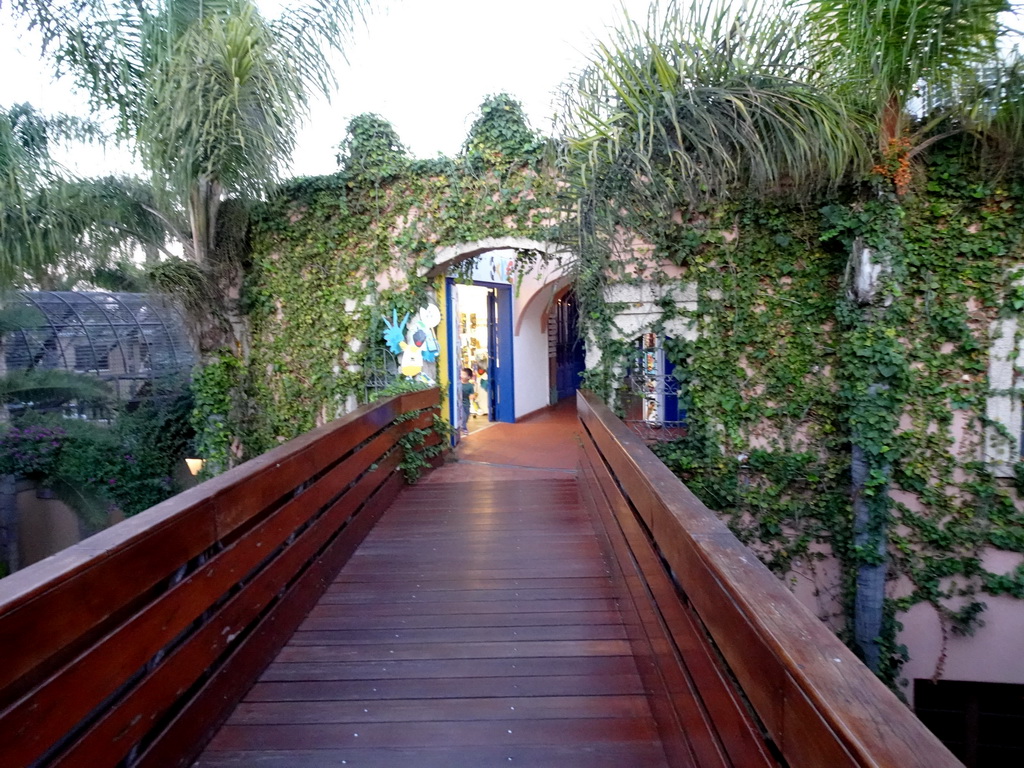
3, 392, 962, 768
194, 475, 669, 767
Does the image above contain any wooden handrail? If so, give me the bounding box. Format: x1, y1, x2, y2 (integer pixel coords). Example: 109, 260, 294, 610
577, 390, 962, 768
0, 388, 441, 768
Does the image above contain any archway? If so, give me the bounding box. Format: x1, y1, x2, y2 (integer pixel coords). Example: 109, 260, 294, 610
431, 239, 574, 437
428, 237, 565, 278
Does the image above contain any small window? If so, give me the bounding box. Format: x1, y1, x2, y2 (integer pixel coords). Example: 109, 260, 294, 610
623, 333, 686, 439
915, 679, 1024, 767
985, 314, 1024, 475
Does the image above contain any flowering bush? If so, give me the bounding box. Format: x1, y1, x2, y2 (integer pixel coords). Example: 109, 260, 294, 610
0, 425, 67, 478
0, 392, 192, 520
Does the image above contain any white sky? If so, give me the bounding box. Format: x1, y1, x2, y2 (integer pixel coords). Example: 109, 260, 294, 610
0, 0, 654, 179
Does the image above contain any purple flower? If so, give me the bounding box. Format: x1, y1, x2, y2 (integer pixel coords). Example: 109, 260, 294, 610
0, 424, 66, 477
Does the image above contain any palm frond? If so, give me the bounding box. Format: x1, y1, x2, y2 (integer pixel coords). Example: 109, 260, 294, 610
1, 144, 170, 288
270, 0, 369, 96
84, 262, 149, 292
953, 51, 1024, 168
141, 3, 301, 200
799, 0, 1010, 118
0, 104, 128, 286
561, 0, 869, 211
146, 257, 211, 316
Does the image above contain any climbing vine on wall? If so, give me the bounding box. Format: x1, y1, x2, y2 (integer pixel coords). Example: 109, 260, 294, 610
573, 140, 1024, 686
190, 352, 243, 475
651, 201, 854, 595
238, 95, 560, 456
200, 88, 1024, 688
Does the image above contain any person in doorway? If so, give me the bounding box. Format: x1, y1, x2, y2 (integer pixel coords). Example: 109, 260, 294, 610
473, 357, 489, 416
459, 367, 475, 436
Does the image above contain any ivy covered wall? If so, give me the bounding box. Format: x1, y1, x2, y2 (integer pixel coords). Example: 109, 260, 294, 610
580, 143, 1024, 688
188, 95, 1024, 690
230, 96, 561, 459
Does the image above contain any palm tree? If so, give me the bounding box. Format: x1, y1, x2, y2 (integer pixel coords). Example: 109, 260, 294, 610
804, 0, 1010, 167
799, 0, 1013, 675
561, 0, 1019, 674
5, 0, 369, 471
561, 0, 865, 212
5, 0, 368, 354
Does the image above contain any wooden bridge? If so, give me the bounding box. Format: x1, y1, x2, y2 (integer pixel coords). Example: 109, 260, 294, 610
0, 389, 961, 767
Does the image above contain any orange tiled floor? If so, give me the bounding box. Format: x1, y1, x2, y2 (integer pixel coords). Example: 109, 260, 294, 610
425, 397, 579, 483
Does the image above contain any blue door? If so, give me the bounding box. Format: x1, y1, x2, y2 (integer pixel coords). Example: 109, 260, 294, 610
447, 279, 515, 432
486, 284, 515, 423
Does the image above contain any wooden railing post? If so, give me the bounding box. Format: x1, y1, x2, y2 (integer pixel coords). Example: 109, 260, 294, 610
576, 390, 962, 768
0, 389, 441, 768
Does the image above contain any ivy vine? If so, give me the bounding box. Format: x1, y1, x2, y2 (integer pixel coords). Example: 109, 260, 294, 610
579, 139, 1024, 686
195, 94, 1024, 691
237, 95, 560, 456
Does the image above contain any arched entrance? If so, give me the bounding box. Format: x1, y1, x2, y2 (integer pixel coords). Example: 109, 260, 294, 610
429, 239, 574, 439
446, 277, 515, 429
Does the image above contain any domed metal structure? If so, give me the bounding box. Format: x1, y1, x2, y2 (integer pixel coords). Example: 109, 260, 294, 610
4, 291, 195, 403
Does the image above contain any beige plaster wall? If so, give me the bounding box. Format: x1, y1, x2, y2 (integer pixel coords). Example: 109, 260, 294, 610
17, 487, 81, 567
897, 548, 1024, 705
780, 544, 1024, 707
12, 483, 127, 572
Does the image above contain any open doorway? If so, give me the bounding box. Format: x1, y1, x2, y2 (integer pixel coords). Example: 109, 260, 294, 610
447, 279, 515, 438
550, 288, 585, 402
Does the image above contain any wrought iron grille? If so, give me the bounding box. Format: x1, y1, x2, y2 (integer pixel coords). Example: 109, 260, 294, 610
623, 333, 687, 442
363, 346, 399, 400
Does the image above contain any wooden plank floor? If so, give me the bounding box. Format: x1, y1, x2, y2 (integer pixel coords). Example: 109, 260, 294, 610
194, 477, 670, 767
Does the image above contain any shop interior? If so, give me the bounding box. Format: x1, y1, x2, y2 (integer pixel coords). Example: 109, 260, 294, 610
455, 283, 492, 434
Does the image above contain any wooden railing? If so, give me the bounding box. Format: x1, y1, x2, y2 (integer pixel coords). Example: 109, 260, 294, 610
0, 388, 440, 768
577, 390, 962, 768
